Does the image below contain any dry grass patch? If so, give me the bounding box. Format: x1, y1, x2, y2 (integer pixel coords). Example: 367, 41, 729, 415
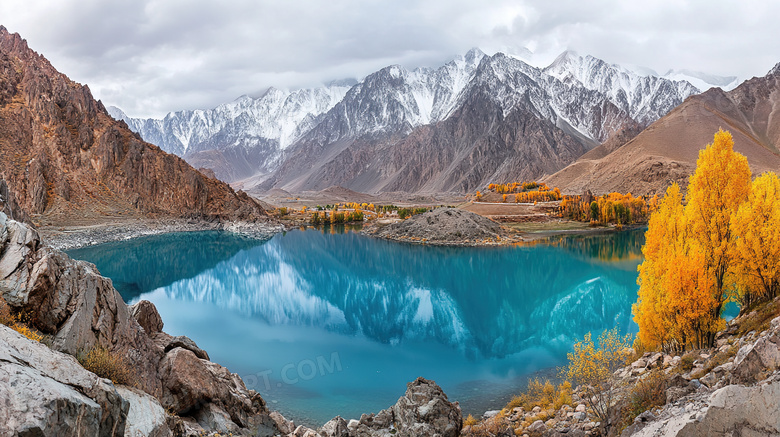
506, 378, 572, 411
77, 345, 134, 386
0, 296, 43, 342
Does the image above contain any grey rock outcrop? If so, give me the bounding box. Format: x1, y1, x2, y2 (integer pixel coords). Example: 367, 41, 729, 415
319, 416, 350, 437
0, 212, 165, 397
116, 386, 172, 437
622, 316, 780, 436
0, 324, 128, 436
0, 216, 279, 436
152, 332, 210, 360
631, 376, 780, 436
731, 317, 780, 383
131, 299, 164, 334
277, 377, 461, 437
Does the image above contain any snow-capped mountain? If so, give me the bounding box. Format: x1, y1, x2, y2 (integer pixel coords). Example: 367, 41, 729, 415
113, 48, 710, 190
543, 51, 700, 125
108, 83, 352, 180
260, 50, 700, 193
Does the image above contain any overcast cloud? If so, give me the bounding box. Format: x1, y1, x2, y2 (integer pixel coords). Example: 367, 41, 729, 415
1, 0, 778, 118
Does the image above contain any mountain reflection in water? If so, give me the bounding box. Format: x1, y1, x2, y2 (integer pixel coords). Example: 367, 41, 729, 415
68, 227, 645, 425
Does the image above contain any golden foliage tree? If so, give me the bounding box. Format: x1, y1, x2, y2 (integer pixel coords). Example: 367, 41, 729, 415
634, 130, 753, 350
732, 172, 780, 307
685, 129, 751, 327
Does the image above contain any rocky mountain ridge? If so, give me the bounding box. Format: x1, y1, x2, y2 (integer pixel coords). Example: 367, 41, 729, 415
0, 26, 270, 226
115, 49, 703, 192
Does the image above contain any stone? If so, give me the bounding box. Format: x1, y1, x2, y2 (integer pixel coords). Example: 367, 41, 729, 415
575, 403, 586, 412
527, 420, 546, 433
159, 347, 219, 415
130, 300, 164, 334
732, 331, 780, 383
195, 403, 241, 434
0, 325, 128, 437
271, 411, 296, 435
632, 379, 780, 436
631, 358, 648, 369
572, 412, 587, 422
116, 386, 171, 437
483, 409, 501, 419
319, 416, 349, 437
153, 332, 210, 360
292, 425, 320, 437
353, 377, 461, 437
0, 220, 38, 303
633, 410, 656, 424
532, 406, 542, 414
1, 230, 166, 397
166, 416, 206, 437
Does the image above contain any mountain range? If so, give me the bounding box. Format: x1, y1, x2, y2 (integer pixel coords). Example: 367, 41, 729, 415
112, 49, 731, 194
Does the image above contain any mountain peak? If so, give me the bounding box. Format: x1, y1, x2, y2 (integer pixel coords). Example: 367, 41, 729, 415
465, 47, 486, 61
770, 62, 780, 77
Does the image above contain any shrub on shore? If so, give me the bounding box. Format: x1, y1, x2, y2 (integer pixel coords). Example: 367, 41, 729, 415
77, 345, 133, 385
0, 296, 43, 342
506, 378, 572, 411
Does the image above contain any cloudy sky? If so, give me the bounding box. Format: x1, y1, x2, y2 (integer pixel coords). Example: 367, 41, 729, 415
2, 0, 778, 118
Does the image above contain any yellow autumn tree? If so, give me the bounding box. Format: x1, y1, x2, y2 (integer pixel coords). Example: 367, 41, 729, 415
685, 129, 751, 333
634, 183, 717, 350
634, 183, 685, 349
634, 130, 750, 350
732, 172, 780, 308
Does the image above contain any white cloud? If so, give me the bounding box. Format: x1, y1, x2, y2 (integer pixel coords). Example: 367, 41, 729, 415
1, 0, 778, 118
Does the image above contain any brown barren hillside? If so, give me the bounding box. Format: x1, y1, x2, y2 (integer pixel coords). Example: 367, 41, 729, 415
0, 26, 268, 224
545, 64, 780, 195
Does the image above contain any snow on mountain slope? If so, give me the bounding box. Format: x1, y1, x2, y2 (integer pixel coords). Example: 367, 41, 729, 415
544, 51, 701, 125
109, 84, 351, 176
662, 69, 740, 92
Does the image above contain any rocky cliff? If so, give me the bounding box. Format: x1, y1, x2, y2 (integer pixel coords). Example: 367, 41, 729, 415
0, 26, 269, 225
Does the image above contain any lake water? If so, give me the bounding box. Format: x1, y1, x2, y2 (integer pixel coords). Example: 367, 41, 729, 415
67, 227, 645, 426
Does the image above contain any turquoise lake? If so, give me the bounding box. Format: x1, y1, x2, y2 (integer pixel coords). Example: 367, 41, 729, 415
67, 227, 645, 426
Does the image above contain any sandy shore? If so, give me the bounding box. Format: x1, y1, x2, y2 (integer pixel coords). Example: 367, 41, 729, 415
38, 218, 286, 250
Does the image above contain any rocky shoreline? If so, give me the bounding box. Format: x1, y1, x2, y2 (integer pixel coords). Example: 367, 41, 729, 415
38, 218, 286, 251
464, 302, 780, 437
